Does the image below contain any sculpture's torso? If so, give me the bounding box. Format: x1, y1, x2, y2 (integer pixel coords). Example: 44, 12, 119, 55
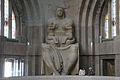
46, 17, 75, 47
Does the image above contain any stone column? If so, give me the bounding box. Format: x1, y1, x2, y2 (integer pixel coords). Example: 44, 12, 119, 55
0, 57, 5, 77
1, 0, 4, 36
8, 0, 12, 38
116, 0, 119, 35
101, 15, 105, 38
115, 55, 120, 76
27, 56, 35, 76
16, 15, 21, 40
100, 59, 103, 76
24, 55, 28, 76
0, 1, 5, 68
108, 0, 112, 38
95, 56, 100, 76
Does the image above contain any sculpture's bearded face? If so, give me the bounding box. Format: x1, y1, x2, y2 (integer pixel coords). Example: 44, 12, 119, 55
56, 8, 64, 17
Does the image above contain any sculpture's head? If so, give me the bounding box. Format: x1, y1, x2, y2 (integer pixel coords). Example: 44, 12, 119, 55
56, 7, 65, 18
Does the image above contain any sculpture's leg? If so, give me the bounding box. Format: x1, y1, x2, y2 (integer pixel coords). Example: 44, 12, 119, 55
42, 45, 60, 75
61, 45, 78, 75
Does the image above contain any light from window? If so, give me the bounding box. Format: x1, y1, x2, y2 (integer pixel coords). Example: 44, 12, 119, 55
4, 0, 9, 38
4, 58, 24, 77
111, 0, 116, 37
4, 59, 12, 77
12, 11, 16, 39
3, 0, 16, 39
104, 14, 109, 39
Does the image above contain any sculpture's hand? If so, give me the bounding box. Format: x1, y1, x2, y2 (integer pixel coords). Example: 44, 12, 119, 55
48, 22, 57, 30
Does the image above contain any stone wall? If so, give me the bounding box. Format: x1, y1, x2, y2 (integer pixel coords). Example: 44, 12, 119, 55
91, 35, 120, 76
0, 76, 120, 80
1, 0, 120, 77
0, 37, 27, 77
0, 37, 27, 55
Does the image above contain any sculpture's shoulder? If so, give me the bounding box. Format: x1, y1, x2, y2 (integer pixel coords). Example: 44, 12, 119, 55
48, 18, 56, 23
64, 18, 74, 25
65, 18, 73, 21
64, 18, 73, 23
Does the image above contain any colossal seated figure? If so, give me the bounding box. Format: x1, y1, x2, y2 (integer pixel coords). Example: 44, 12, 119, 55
42, 7, 79, 75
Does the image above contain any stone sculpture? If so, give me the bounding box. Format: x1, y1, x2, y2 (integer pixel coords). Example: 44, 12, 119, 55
42, 7, 79, 75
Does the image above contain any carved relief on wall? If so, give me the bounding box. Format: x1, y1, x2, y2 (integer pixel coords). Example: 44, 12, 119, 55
42, 7, 79, 75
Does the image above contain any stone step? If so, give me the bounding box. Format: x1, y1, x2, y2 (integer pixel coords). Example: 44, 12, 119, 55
0, 76, 119, 80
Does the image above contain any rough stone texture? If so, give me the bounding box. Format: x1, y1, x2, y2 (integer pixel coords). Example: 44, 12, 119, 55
0, 37, 27, 55
1, 0, 120, 77
4, 42, 27, 55
13, 0, 102, 76
99, 40, 113, 55
42, 43, 79, 75
42, 7, 79, 75
0, 76, 120, 80
115, 55, 120, 76
114, 36, 120, 54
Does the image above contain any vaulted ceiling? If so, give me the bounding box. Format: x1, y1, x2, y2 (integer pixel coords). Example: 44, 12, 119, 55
12, 0, 107, 55
12, 0, 106, 27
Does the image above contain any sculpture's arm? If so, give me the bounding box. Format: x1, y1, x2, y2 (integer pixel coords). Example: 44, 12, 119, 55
46, 36, 58, 44
64, 21, 75, 45
46, 19, 58, 44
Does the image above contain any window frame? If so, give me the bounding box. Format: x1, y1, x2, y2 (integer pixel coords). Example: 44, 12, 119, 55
100, 0, 119, 42
0, 0, 22, 42
4, 57, 25, 77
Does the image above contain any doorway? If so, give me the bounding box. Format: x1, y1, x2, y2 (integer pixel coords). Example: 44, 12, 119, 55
102, 59, 115, 76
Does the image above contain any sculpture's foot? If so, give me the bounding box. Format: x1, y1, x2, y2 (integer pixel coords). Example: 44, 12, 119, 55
53, 72, 60, 75
61, 72, 67, 75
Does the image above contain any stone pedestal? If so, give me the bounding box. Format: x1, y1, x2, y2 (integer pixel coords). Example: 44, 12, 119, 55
0, 76, 120, 80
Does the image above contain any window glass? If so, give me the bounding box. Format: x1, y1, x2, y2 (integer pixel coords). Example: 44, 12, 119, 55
4, 0, 9, 38
12, 11, 16, 39
104, 14, 109, 39
3, 0, 16, 39
111, 0, 116, 37
102, 0, 117, 39
4, 58, 24, 77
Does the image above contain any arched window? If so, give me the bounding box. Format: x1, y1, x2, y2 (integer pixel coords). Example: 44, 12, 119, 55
4, 57, 24, 77
0, 0, 16, 39
12, 11, 16, 39
111, 0, 116, 37
104, 13, 109, 39
4, 0, 9, 38
101, 1, 109, 39
101, 0, 117, 40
